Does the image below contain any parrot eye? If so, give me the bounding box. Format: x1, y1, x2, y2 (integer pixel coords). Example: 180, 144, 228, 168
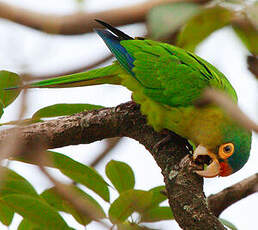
224, 145, 231, 153
219, 143, 234, 159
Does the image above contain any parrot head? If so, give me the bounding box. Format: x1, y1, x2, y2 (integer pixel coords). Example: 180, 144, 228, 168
193, 123, 252, 178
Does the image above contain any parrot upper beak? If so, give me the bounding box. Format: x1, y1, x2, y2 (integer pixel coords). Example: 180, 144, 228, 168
193, 145, 220, 178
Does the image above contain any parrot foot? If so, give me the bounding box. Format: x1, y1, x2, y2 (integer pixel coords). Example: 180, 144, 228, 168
153, 134, 172, 153
128, 100, 138, 108
153, 129, 193, 154
160, 188, 168, 196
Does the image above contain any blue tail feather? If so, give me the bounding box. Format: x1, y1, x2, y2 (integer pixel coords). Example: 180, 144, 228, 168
95, 29, 135, 76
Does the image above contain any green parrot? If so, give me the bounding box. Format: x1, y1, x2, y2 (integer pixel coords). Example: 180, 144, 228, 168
21, 20, 252, 177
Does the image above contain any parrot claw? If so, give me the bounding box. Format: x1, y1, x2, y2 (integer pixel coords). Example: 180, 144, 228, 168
153, 134, 172, 153
153, 130, 193, 154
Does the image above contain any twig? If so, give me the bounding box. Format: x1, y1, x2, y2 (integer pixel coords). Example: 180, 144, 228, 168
17, 86, 28, 121
0, 79, 29, 167
0, 85, 30, 193
247, 55, 258, 79
208, 173, 258, 217
72, 137, 121, 186
0, 0, 210, 35
36, 150, 110, 228
90, 137, 121, 168
196, 88, 258, 133
27, 54, 113, 81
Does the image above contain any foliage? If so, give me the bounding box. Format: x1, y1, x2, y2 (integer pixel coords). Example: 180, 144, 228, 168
0, 159, 172, 229
148, 2, 201, 39
0, 0, 256, 228
176, 5, 233, 52
0, 157, 237, 229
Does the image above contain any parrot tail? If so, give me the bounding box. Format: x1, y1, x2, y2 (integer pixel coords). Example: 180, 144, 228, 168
5, 19, 131, 91
5, 64, 122, 90
28, 64, 122, 88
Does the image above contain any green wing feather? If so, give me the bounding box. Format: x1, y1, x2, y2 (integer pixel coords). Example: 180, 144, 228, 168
121, 39, 238, 107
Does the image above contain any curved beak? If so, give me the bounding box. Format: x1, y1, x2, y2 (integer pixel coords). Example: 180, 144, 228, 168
193, 145, 220, 178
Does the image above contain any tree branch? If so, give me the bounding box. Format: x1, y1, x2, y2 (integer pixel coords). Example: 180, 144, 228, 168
0, 0, 209, 35
1, 102, 257, 228
208, 173, 258, 217
247, 55, 258, 79
196, 88, 258, 133
0, 101, 226, 229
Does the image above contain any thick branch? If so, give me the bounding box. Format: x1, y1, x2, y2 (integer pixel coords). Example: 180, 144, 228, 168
0, 101, 225, 229
1, 102, 257, 228
0, 103, 133, 152
0, 0, 209, 35
162, 155, 225, 230
208, 173, 258, 217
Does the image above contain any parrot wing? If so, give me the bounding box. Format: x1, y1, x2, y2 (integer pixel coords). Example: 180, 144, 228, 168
94, 21, 237, 107
120, 39, 238, 107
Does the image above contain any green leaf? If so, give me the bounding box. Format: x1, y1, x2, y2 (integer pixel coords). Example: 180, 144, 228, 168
14, 151, 110, 202
0, 101, 3, 119
41, 185, 105, 225
219, 218, 238, 230
0, 167, 37, 225
109, 190, 152, 224
246, 1, 258, 30
148, 2, 201, 39
2, 194, 70, 230
2, 103, 103, 126
233, 20, 258, 55
141, 206, 173, 222
18, 219, 76, 230
32, 103, 104, 120
18, 219, 43, 230
177, 6, 233, 51
0, 71, 21, 107
148, 186, 167, 207
0, 167, 38, 198
0, 200, 14, 226
232, 1, 258, 55
48, 151, 110, 202
105, 160, 135, 193
117, 222, 155, 230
